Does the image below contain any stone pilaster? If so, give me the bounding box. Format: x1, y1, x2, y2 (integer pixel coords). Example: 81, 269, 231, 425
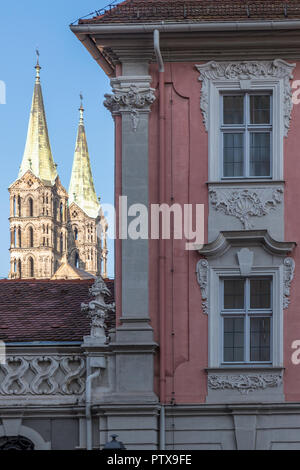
104, 67, 157, 402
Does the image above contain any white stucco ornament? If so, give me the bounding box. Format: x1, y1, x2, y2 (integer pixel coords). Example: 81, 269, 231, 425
283, 257, 295, 309
208, 373, 282, 395
81, 276, 115, 341
196, 259, 209, 314
209, 187, 283, 229
104, 82, 156, 131
196, 59, 295, 136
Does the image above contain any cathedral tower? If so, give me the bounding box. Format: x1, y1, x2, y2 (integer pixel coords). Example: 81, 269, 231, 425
68, 98, 108, 277
8, 57, 68, 279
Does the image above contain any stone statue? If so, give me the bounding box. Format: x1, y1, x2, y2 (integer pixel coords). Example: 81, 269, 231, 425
81, 276, 115, 341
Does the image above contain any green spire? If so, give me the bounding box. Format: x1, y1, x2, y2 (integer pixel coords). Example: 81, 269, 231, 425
19, 53, 57, 184
68, 97, 99, 218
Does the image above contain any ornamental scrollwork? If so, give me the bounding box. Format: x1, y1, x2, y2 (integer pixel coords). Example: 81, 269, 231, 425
208, 373, 282, 395
283, 257, 295, 309
104, 83, 156, 131
0, 355, 86, 396
209, 187, 283, 230
196, 59, 295, 135
196, 259, 209, 314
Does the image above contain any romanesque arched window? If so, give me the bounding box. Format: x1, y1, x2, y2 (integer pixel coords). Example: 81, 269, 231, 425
28, 197, 33, 217
17, 195, 21, 216
53, 199, 57, 220
18, 227, 21, 248
75, 252, 79, 269
13, 228, 16, 247
18, 259, 22, 278
60, 202, 63, 222
60, 233, 63, 253
29, 227, 34, 247
74, 227, 78, 241
14, 259, 17, 273
13, 196, 16, 216
53, 228, 57, 251
29, 257, 34, 278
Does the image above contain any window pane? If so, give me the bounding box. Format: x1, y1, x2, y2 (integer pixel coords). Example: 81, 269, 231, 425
250, 95, 270, 124
223, 96, 244, 124
250, 317, 270, 361
223, 133, 244, 177
224, 279, 244, 309
250, 279, 271, 309
250, 132, 270, 176
224, 317, 244, 362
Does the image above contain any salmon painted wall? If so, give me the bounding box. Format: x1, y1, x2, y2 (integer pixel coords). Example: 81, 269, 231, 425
148, 62, 208, 404
284, 61, 300, 402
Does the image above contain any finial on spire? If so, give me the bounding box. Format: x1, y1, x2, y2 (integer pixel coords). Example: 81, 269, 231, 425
79, 93, 84, 124
35, 49, 41, 82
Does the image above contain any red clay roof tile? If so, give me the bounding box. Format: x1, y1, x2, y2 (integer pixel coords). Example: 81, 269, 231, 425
0, 279, 115, 343
79, 0, 300, 24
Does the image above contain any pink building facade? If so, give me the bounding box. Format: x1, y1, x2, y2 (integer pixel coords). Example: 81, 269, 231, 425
72, 0, 300, 449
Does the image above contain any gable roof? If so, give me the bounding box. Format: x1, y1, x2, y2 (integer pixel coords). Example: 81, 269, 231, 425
51, 258, 95, 280
79, 0, 300, 24
0, 279, 115, 343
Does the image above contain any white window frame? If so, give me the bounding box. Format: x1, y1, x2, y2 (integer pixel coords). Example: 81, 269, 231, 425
220, 92, 273, 179
208, 265, 283, 368
220, 276, 273, 365
208, 78, 284, 181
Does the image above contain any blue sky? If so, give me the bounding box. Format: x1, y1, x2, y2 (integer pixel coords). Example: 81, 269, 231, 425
0, 1, 115, 278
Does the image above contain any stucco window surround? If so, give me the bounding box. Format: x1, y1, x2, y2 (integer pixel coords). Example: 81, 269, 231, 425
209, 266, 281, 369
196, 231, 296, 369
196, 60, 295, 181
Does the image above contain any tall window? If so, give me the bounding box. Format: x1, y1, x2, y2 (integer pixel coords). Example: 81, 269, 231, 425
221, 93, 272, 178
17, 195, 21, 216
29, 227, 34, 247
18, 260, 22, 278
221, 277, 272, 363
60, 203, 63, 222
60, 233, 63, 253
74, 227, 78, 241
75, 252, 79, 269
13, 196, 16, 216
29, 257, 34, 278
28, 198, 33, 217
18, 227, 22, 248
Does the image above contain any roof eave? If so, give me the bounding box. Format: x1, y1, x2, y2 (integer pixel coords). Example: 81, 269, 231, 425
70, 29, 115, 77
70, 19, 300, 35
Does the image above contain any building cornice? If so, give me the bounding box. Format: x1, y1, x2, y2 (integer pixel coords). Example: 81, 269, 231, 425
195, 230, 296, 258
71, 21, 300, 75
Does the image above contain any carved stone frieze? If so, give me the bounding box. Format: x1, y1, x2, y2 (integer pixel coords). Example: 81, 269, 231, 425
196, 59, 295, 135
0, 355, 85, 396
283, 257, 295, 309
208, 373, 282, 395
209, 187, 283, 229
196, 259, 209, 314
104, 79, 156, 131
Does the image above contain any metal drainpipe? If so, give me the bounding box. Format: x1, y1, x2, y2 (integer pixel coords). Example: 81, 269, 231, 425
86, 369, 101, 450
154, 28, 166, 451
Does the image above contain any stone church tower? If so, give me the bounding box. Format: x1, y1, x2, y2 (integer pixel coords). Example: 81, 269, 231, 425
67, 100, 108, 278
8, 59, 108, 279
